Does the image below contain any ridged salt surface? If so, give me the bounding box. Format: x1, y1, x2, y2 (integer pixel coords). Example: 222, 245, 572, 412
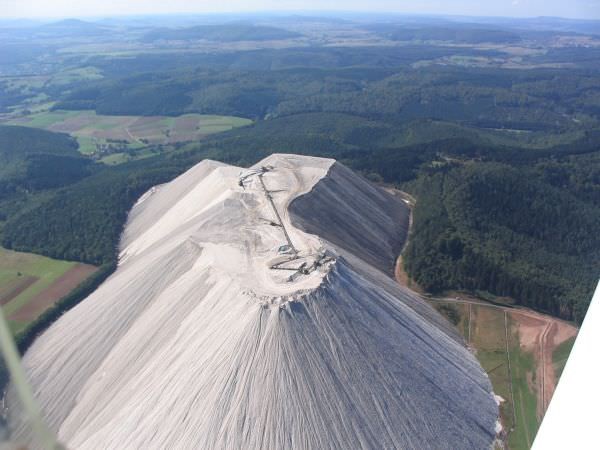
8, 154, 498, 449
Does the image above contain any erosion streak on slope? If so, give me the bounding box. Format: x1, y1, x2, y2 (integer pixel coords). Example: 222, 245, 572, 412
8, 154, 498, 450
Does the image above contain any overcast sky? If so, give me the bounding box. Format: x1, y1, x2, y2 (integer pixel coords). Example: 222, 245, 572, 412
1, 0, 599, 20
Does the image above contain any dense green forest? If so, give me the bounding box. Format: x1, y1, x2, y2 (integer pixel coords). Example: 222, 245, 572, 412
2, 157, 184, 264
404, 162, 599, 323
54, 63, 600, 129
0, 126, 91, 200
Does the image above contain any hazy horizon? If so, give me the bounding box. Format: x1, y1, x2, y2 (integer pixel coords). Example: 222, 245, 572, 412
1, 0, 599, 21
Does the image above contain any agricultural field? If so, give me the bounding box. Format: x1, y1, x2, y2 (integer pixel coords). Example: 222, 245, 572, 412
429, 298, 578, 450
0, 246, 96, 335
2, 67, 103, 92
6, 110, 252, 158
99, 147, 161, 165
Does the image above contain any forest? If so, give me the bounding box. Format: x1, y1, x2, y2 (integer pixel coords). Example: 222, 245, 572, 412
0, 126, 90, 200
53, 61, 600, 131
404, 162, 599, 323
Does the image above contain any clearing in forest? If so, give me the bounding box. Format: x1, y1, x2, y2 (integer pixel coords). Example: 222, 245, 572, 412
7, 110, 252, 154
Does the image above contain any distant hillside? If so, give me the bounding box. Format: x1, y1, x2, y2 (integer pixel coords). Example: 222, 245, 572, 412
40, 19, 96, 29
0, 125, 78, 161
368, 24, 522, 44
142, 24, 302, 42
34, 19, 110, 37
54, 62, 600, 129
478, 16, 600, 36
0, 125, 90, 198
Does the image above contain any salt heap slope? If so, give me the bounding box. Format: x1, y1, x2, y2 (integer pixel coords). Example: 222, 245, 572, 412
10, 154, 498, 449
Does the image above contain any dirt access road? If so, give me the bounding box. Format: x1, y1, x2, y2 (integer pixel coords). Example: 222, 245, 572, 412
425, 294, 577, 419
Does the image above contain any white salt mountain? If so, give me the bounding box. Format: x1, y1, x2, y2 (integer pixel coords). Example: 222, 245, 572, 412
9, 154, 498, 449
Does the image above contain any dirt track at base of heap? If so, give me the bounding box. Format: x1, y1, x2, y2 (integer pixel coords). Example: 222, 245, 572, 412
390, 186, 578, 422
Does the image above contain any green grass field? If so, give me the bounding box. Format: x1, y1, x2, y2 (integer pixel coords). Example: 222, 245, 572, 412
98, 153, 129, 165
75, 136, 99, 155
506, 315, 539, 450
17, 110, 79, 128
552, 337, 576, 380
99, 147, 160, 165
196, 115, 252, 132
0, 247, 76, 334
49, 67, 104, 86
432, 301, 540, 450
